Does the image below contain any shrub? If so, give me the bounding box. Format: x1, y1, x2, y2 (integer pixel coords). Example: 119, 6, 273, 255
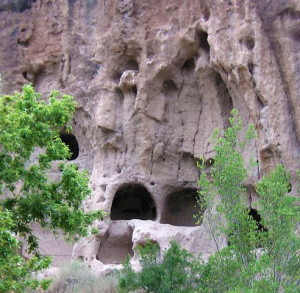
118, 240, 200, 293
49, 261, 118, 293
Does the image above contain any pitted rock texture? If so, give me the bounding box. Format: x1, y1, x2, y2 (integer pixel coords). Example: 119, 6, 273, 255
0, 0, 299, 270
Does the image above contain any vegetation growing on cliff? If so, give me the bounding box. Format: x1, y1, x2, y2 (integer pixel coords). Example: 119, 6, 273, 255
195, 109, 299, 292
119, 240, 200, 293
118, 110, 300, 293
0, 85, 103, 292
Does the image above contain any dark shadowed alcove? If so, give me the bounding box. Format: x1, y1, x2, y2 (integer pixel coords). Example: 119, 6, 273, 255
249, 208, 267, 232
160, 188, 200, 226
197, 30, 210, 53
60, 133, 79, 160
228, 208, 267, 246
110, 184, 157, 220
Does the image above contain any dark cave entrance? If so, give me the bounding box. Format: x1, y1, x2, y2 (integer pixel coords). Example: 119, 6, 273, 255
110, 184, 157, 220
227, 208, 267, 247
60, 133, 79, 160
249, 208, 266, 232
160, 188, 200, 226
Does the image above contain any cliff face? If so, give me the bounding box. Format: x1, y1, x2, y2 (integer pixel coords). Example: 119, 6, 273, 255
0, 0, 299, 271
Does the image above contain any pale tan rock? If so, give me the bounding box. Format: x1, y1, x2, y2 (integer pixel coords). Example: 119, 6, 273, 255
0, 0, 299, 272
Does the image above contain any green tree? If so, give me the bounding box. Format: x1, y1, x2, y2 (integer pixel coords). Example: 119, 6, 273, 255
0, 85, 103, 292
196, 109, 300, 292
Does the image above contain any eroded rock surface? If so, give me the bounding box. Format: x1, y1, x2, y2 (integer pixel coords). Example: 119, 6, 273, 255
0, 0, 299, 271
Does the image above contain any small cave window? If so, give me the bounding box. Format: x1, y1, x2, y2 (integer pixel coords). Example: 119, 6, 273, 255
163, 80, 177, 97
132, 85, 137, 96
125, 60, 139, 72
248, 208, 266, 232
182, 58, 195, 76
112, 59, 139, 82
22, 72, 28, 80
160, 188, 200, 227
111, 184, 157, 220
197, 31, 210, 53
60, 133, 79, 160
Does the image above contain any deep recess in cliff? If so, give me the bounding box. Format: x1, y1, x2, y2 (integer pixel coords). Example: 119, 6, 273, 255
0, 0, 299, 273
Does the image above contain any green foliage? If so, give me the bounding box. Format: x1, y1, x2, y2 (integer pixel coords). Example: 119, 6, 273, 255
196, 109, 300, 292
118, 240, 200, 293
0, 85, 103, 292
0, 209, 51, 292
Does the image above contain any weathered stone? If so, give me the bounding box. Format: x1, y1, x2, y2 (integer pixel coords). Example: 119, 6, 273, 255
0, 0, 299, 271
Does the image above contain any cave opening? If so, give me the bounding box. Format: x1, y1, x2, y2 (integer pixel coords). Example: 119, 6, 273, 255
60, 133, 79, 160
112, 59, 139, 82
228, 208, 267, 246
132, 84, 137, 96
110, 184, 157, 220
163, 79, 177, 97
182, 58, 195, 76
22, 71, 28, 80
124, 59, 139, 72
197, 31, 210, 53
160, 188, 200, 227
249, 208, 266, 232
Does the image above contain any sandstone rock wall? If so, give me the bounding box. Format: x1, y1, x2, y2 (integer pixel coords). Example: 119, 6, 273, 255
0, 0, 299, 271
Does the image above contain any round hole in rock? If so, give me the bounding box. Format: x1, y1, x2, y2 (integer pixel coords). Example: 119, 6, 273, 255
111, 184, 157, 220
160, 188, 200, 227
60, 133, 79, 160
22, 71, 28, 80
97, 224, 134, 265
